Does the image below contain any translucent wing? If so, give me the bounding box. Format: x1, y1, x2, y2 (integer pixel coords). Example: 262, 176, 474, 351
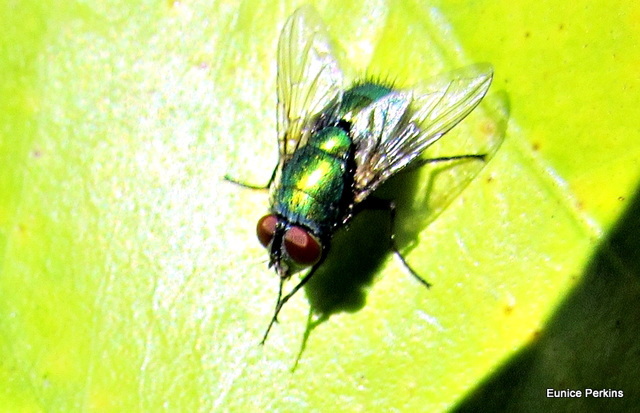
276, 5, 344, 161
351, 64, 495, 203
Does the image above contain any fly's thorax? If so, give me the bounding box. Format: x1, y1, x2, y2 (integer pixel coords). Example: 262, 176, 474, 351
270, 126, 354, 235
309, 126, 351, 159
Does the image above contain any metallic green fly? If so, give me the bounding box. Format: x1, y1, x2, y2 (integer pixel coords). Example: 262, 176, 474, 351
229, 6, 498, 343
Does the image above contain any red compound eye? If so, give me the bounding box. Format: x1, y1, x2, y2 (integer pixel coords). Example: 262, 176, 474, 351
257, 214, 278, 248
283, 226, 322, 266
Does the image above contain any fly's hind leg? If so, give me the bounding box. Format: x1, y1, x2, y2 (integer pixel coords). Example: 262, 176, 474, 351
409, 153, 486, 170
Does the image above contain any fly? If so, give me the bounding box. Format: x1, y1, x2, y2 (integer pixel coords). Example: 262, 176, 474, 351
227, 5, 498, 344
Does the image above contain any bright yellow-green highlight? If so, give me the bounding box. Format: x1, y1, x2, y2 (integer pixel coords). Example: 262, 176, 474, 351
299, 162, 331, 189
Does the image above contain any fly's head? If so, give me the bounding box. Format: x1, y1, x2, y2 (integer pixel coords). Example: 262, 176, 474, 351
256, 214, 322, 278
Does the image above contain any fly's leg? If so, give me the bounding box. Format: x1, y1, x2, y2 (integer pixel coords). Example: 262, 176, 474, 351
361, 153, 486, 286
260, 260, 324, 345
260, 276, 285, 345
224, 164, 278, 190
409, 153, 485, 170
361, 197, 432, 288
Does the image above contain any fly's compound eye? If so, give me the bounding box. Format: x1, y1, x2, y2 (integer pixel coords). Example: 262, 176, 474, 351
257, 214, 278, 248
283, 226, 322, 266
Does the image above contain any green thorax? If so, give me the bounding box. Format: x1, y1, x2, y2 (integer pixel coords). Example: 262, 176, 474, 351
272, 127, 353, 234
271, 82, 394, 235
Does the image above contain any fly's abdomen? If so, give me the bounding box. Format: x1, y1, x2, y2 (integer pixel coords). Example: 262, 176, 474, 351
272, 127, 353, 233
339, 82, 393, 118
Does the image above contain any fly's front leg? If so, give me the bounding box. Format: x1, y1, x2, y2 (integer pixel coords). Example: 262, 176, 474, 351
361, 197, 432, 288
260, 259, 324, 345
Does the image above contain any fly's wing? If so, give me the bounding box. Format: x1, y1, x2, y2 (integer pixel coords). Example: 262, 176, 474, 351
351, 64, 498, 205
276, 5, 344, 162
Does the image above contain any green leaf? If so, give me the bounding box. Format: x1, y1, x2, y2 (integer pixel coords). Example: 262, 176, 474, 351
1, 0, 638, 411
